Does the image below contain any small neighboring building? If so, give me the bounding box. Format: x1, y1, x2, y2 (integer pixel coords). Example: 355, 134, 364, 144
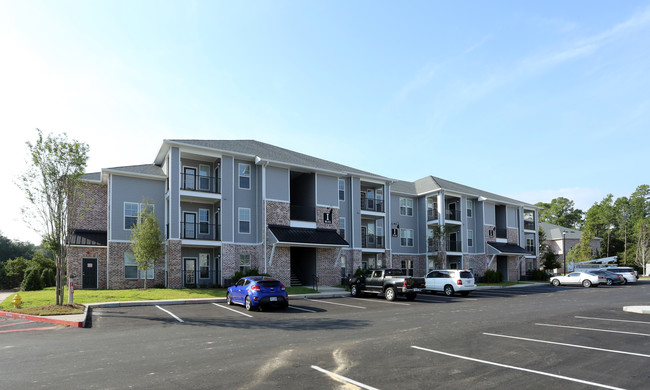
67, 139, 540, 289
540, 222, 602, 273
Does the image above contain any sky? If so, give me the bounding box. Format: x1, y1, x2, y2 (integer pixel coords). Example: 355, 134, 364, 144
1, 0, 649, 245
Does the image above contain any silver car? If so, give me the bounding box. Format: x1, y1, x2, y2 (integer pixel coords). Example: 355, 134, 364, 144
550, 272, 600, 288
600, 267, 638, 284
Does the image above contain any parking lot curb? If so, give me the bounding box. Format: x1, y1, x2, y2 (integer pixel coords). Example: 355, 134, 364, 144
0, 309, 84, 328
623, 306, 650, 315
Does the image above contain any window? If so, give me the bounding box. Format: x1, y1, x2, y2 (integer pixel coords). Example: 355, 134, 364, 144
400, 228, 414, 247
377, 222, 384, 246
239, 208, 251, 234
338, 179, 345, 201
339, 217, 346, 239
400, 198, 413, 216
526, 237, 535, 253
401, 260, 414, 276
124, 253, 152, 279
199, 209, 209, 234
468, 230, 474, 247
239, 163, 251, 189
199, 165, 210, 191
199, 253, 209, 279
467, 200, 473, 218
183, 167, 196, 190
240, 254, 251, 273
376, 189, 383, 212
124, 202, 155, 230
124, 202, 139, 230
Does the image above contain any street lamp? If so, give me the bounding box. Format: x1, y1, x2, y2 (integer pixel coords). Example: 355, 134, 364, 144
562, 231, 567, 275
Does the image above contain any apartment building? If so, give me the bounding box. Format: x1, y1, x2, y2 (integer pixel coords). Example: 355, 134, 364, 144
67, 139, 539, 289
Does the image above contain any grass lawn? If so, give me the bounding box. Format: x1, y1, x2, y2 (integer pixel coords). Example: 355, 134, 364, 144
476, 281, 540, 287
1, 286, 318, 315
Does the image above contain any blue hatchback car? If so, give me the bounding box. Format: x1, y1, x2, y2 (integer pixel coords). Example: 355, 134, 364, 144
226, 276, 289, 311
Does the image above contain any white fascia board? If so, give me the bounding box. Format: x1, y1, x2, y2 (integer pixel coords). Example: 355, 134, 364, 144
101, 168, 166, 181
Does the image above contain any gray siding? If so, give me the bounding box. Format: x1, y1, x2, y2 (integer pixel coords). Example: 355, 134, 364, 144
507, 206, 518, 228
266, 166, 289, 201
169, 147, 180, 239
317, 174, 338, 207
391, 194, 418, 254
221, 155, 234, 242
110, 175, 165, 241
484, 202, 495, 225
233, 158, 257, 243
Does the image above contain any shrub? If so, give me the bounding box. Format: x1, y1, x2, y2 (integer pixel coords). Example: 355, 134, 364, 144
231, 268, 270, 285
41, 268, 56, 287
353, 267, 365, 277
483, 269, 503, 283
21, 269, 44, 291
529, 269, 550, 281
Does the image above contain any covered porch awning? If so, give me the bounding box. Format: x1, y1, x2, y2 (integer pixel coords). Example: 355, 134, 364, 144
268, 225, 349, 248
487, 242, 531, 256
69, 230, 108, 246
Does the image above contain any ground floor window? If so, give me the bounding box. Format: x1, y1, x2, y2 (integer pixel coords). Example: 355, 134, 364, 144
125, 253, 153, 279
240, 254, 251, 272
401, 260, 414, 276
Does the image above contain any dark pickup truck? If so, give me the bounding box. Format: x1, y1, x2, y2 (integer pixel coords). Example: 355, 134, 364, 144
348, 268, 426, 301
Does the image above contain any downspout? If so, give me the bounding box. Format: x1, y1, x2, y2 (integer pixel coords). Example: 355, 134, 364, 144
106, 173, 111, 289
256, 156, 270, 274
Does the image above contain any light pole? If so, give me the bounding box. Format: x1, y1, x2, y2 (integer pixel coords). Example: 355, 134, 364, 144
562, 231, 567, 275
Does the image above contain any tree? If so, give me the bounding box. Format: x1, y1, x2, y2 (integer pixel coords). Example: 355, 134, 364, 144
634, 219, 650, 275
538, 225, 561, 271
535, 197, 584, 229
0, 232, 36, 262
428, 225, 455, 269
17, 130, 89, 305
129, 199, 165, 289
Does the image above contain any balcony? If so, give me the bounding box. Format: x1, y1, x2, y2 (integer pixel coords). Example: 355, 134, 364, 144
361, 234, 385, 249
447, 241, 462, 252
427, 209, 439, 221
524, 220, 535, 230
180, 222, 221, 241
445, 209, 461, 221
360, 199, 384, 213
180, 173, 221, 194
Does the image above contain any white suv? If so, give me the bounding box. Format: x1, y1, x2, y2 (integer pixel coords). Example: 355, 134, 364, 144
424, 269, 476, 296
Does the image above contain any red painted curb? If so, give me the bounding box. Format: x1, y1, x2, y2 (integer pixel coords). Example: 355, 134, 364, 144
0, 310, 84, 328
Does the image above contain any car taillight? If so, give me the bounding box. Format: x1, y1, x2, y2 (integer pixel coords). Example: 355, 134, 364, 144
403, 280, 408, 287
250, 285, 260, 291
457, 280, 463, 285
280, 284, 285, 291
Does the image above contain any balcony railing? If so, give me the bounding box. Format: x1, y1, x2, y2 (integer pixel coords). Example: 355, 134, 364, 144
447, 241, 462, 252
427, 209, 439, 221
360, 199, 384, 213
290, 205, 316, 222
181, 222, 221, 241
445, 209, 461, 221
524, 220, 535, 230
361, 234, 385, 249
183, 270, 219, 286
180, 173, 221, 194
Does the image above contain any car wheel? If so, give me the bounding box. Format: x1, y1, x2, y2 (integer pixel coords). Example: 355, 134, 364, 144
405, 292, 417, 301
606, 279, 613, 286
621, 278, 627, 285
385, 287, 396, 301
582, 280, 592, 288
552, 279, 560, 287
350, 284, 360, 297
460, 291, 470, 297
226, 292, 233, 305
245, 295, 255, 311
443, 285, 454, 296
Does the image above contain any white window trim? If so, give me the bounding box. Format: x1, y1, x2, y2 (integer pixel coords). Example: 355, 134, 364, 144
239, 163, 251, 190
400, 198, 414, 217
124, 252, 153, 280
199, 253, 210, 279
340, 216, 346, 240
467, 199, 473, 218
338, 179, 345, 202
199, 208, 210, 234
238, 207, 251, 234
124, 202, 155, 231
400, 228, 414, 247
199, 164, 211, 191
468, 229, 474, 247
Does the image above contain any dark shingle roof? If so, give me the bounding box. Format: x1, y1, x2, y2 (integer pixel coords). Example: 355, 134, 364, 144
166, 139, 387, 179
69, 230, 107, 246
487, 242, 531, 255
269, 225, 348, 247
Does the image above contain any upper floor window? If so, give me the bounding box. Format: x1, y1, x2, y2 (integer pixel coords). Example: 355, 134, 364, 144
467, 200, 473, 218
400, 228, 414, 247
468, 230, 474, 247
239, 163, 251, 189
238, 208, 251, 234
400, 198, 413, 216
199, 209, 210, 234
124, 202, 154, 230
338, 179, 345, 201
340, 217, 346, 240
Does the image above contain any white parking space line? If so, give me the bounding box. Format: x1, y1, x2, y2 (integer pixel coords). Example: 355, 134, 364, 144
156, 305, 184, 323
305, 299, 366, 309
288, 305, 317, 313
311, 365, 380, 390
411, 346, 627, 390
212, 303, 254, 318
535, 323, 650, 337
416, 295, 478, 301
575, 316, 650, 325
350, 298, 411, 306
483, 333, 650, 358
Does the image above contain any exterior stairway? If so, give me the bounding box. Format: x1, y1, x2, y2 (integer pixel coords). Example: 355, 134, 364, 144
290, 272, 303, 287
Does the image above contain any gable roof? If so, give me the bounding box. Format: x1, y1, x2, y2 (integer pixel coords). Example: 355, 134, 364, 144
159, 139, 388, 179
392, 175, 536, 207
540, 222, 602, 241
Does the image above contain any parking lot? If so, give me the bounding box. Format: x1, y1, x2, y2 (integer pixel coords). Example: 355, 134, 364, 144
2, 282, 649, 389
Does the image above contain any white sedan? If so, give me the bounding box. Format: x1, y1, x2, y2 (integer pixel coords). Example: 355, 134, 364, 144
550, 272, 600, 288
